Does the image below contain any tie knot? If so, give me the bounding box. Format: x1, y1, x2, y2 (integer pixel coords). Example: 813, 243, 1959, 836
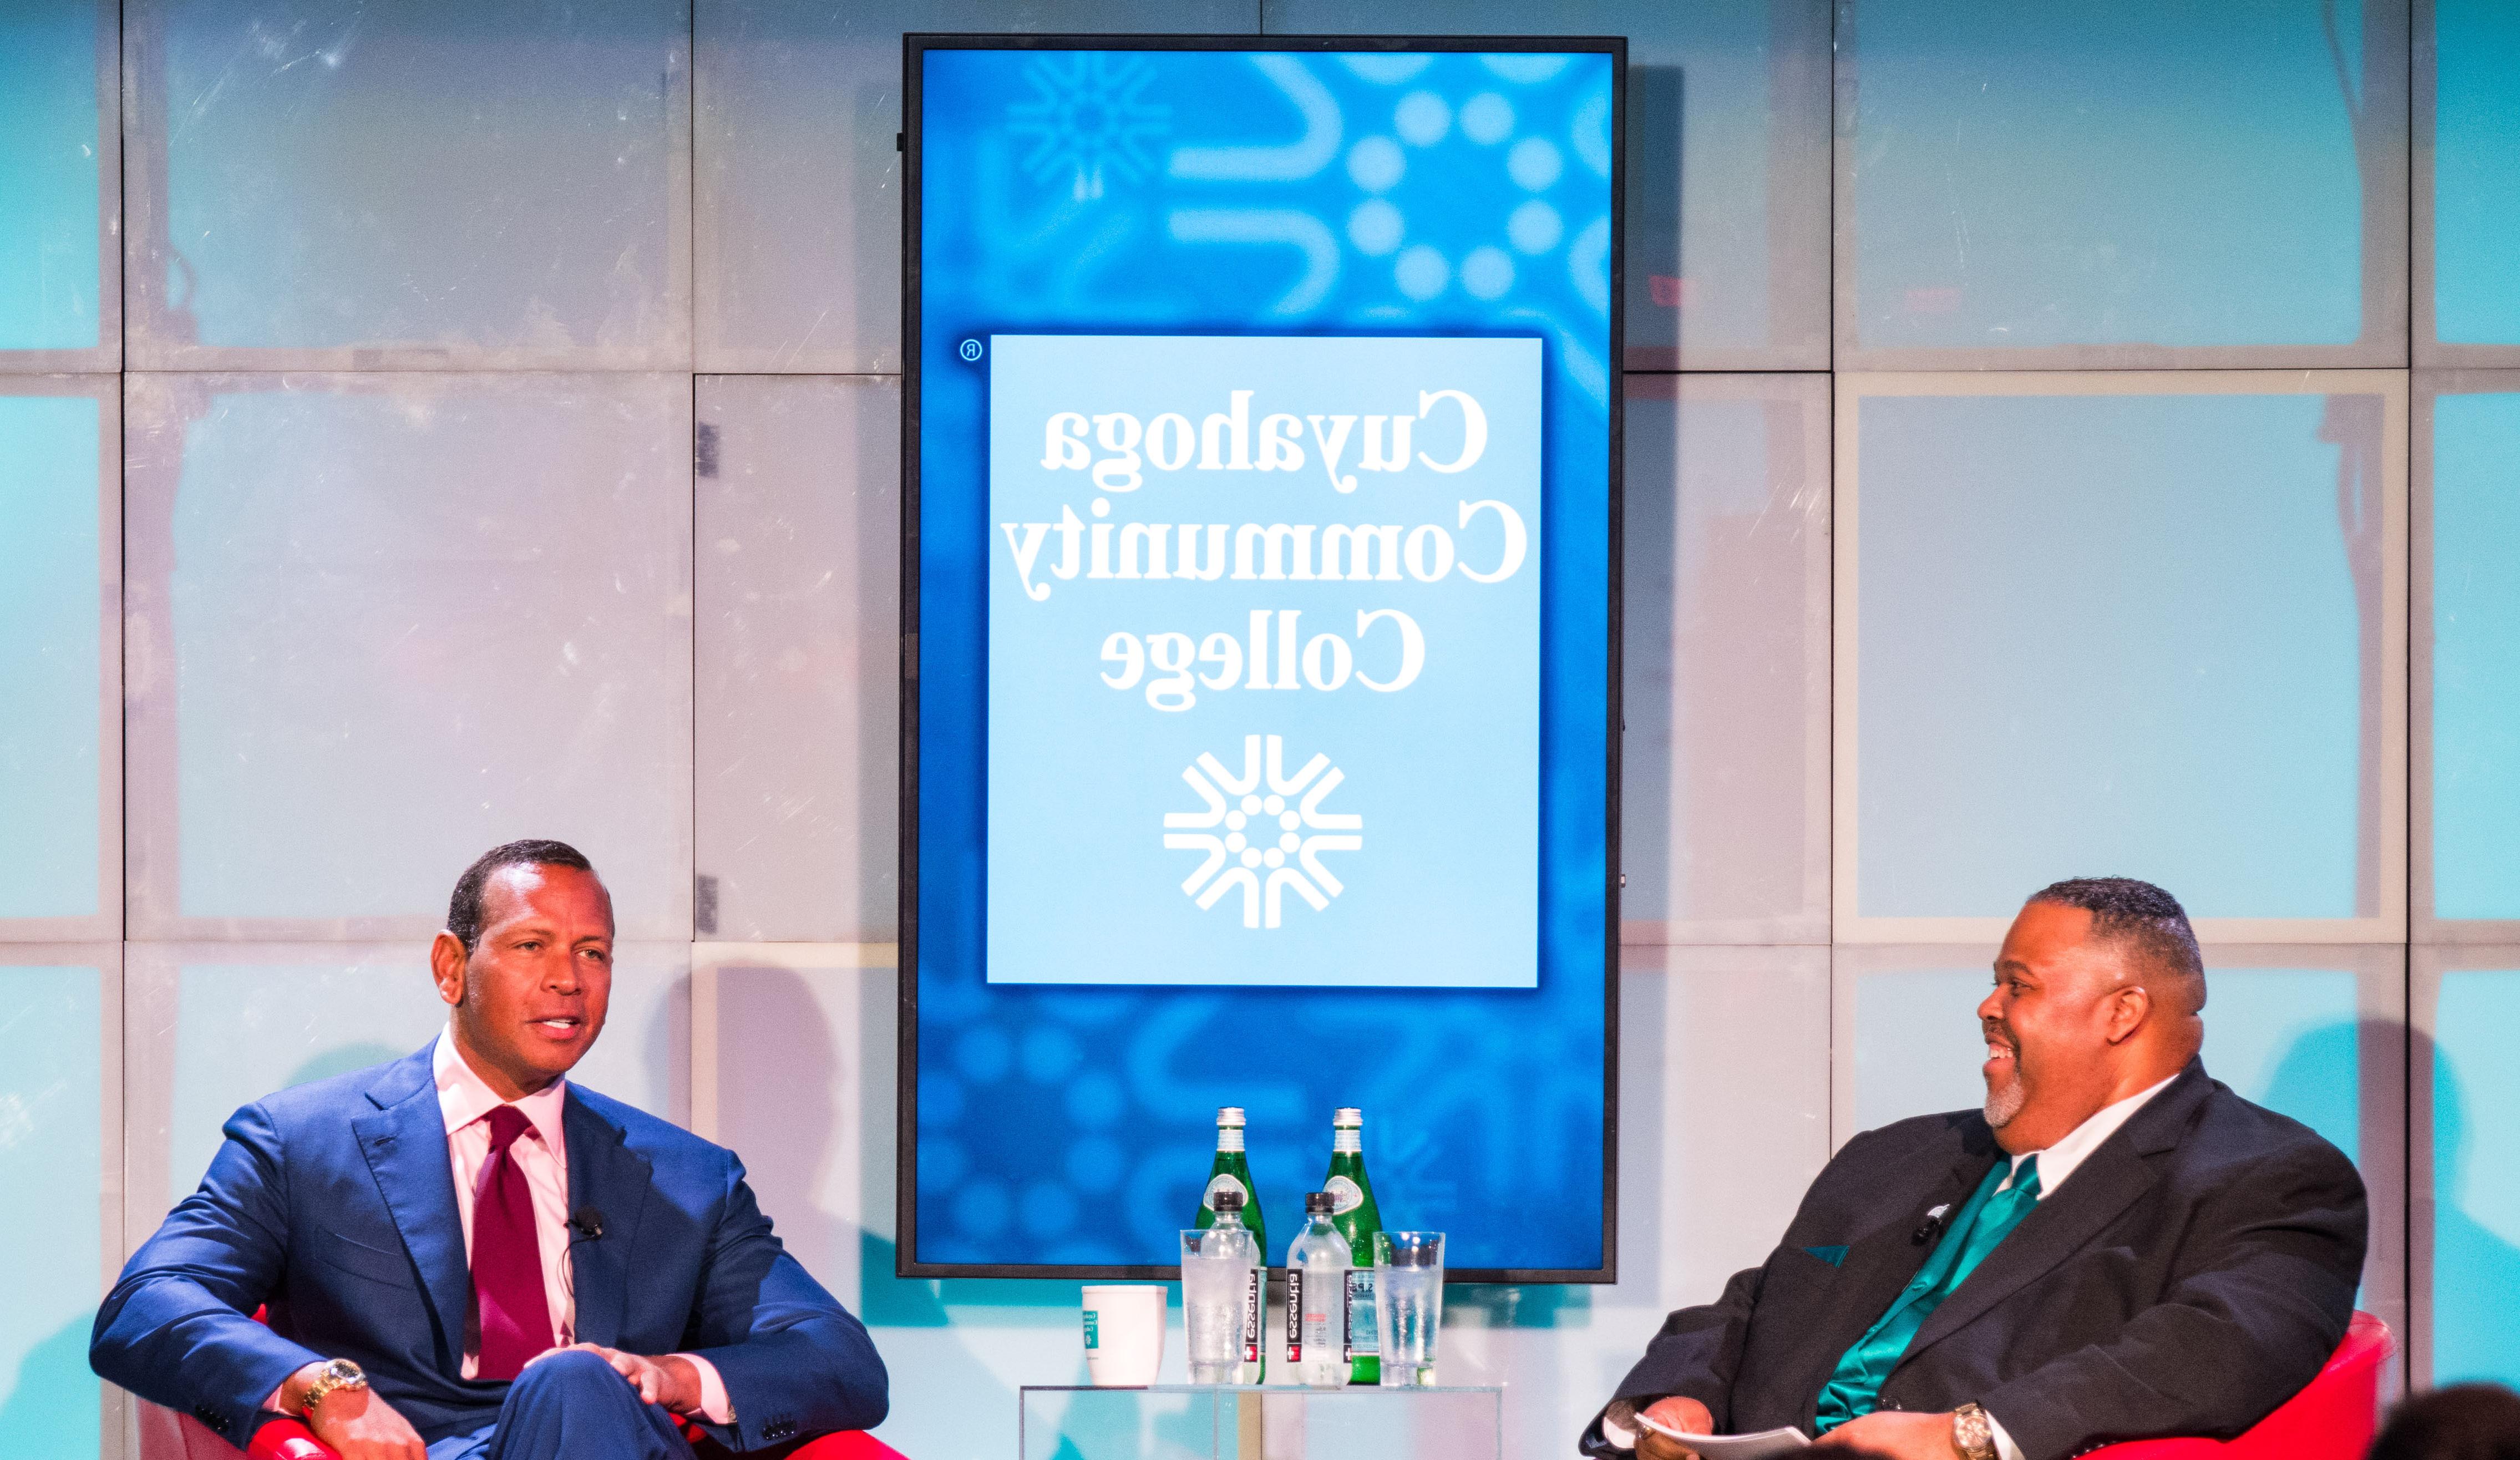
484, 1104, 534, 1154
2013, 1153, 2041, 1196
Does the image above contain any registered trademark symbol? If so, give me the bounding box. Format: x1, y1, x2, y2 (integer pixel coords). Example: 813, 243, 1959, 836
959, 338, 983, 362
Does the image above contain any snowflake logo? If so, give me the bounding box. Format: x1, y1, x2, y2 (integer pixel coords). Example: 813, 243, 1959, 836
1164, 734, 1363, 929
1005, 53, 1171, 201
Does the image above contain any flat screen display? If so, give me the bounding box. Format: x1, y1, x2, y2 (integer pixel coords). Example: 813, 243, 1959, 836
904, 33, 1621, 1280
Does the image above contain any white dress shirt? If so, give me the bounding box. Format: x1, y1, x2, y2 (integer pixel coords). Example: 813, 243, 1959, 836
1603, 1072, 2181, 1458
1977, 1072, 2181, 1460
268, 1030, 731, 1424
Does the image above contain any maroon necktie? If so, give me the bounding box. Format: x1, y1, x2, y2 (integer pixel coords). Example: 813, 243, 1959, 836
471, 1105, 554, 1381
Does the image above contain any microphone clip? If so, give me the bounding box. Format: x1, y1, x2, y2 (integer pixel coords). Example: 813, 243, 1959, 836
1911, 1203, 1952, 1245
568, 1206, 606, 1241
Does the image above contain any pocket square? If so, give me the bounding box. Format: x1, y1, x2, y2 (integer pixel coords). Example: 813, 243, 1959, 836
1799, 1244, 1848, 1268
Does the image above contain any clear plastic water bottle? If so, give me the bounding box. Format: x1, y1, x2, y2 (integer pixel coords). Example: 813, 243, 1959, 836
1286, 1192, 1349, 1388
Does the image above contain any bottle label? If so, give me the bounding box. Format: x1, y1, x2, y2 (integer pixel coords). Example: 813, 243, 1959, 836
1285, 1269, 1304, 1362
1243, 1266, 1264, 1365
1203, 1173, 1249, 1210
1344, 1269, 1378, 1360
1083, 1311, 1099, 1351
1326, 1175, 1363, 1214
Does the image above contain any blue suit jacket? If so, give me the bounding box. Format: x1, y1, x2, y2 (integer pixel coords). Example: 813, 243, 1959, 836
91, 1041, 888, 1451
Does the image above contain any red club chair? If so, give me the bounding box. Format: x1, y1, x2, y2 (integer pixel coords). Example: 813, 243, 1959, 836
166, 1402, 906, 1460
2082, 1311, 2394, 1460
155, 1311, 906, 1460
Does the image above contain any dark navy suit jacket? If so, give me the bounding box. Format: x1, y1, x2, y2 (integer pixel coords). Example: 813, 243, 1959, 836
1583, 1061, 2367, 1460
91, 1041, 888, 1451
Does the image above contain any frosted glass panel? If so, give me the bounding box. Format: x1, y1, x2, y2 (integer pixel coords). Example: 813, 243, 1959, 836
2431, 968, 2520, 1386
131, 945, 688, 1217
123, 373, 693, 940
694, 0, 1252, 372
2432, 0, 2520, 345
1845, 0, 2403, 362
1853, 386, 2396, 922
1850, 965, 1985, 1134
0, 1, 108, 357
2432, 392, 2520, 920
0, 964, 104, 1457
1621, 379, 1827, 940
0, 393, 102, 921
128, 0, 690, 368
1264, 0, 1831, 369
694, 377, 899, 941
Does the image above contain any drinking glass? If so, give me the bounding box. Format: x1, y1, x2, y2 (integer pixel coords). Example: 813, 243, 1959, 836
1373, 1231, 1445, 1387
1179, 1228, 1254, 1385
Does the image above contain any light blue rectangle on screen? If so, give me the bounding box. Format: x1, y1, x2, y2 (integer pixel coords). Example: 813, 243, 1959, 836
2432, 394, 2520, 920
986, 334, 1542, 988
0, 966, 103, 1454
0, 395, 102, 919
1857, 392, 2369, 919
0, 3, 102, 351
1850, 0, 2367, 350
2434, 0, 2520, 344
2432, 970, 2520, 1386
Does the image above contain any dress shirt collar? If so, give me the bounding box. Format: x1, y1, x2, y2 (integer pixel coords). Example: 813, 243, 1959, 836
432, 1025, 569, 1150
2003, 1069, 2179, 1198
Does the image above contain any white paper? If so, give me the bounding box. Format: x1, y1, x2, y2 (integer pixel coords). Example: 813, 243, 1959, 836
1634, 1415, 1811, 1458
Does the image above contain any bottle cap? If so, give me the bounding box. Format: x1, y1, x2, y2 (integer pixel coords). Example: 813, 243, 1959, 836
1306, 1191, 1335, 1215
1212, 1188, 1245, 1213
1216, 1107, 1246, 1127
1332, 1107, 1363, 1127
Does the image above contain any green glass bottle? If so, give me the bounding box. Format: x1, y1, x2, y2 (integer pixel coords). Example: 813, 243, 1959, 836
1194, 1106, 1267, 1382
1323, 1107, 1385, 1385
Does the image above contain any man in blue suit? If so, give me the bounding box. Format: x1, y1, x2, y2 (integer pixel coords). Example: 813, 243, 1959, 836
92, 840, 889, 1459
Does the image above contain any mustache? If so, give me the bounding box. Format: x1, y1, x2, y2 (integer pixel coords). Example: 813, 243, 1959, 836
1982, 1021, 2017, 1052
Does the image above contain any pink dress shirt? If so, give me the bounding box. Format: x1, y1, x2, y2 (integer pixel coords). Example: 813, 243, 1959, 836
268, 1031, 731, 1424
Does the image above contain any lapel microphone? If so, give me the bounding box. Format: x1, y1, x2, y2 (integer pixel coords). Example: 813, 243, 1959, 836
569, 1207, 605, 1241
1912, 1203, 1953, 1245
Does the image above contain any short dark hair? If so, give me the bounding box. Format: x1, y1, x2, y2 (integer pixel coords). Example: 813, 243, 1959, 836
2027, 876, 2206, 1008
447, 839, 597, 954
2371, 1383, 2520, 1460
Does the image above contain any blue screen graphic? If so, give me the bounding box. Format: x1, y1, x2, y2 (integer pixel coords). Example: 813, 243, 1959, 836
912, 41, 1616, 1274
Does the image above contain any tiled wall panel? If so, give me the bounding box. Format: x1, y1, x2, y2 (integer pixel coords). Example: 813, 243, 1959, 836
0, 378, 119, 942
1840, 0, 2409, 369
0, 0, 119, 369
121, 373, 694, 942
694, 377, 900, 942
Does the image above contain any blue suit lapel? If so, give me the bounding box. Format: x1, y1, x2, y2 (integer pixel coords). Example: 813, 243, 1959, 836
562, 1089, 651, 1350
353, 1042, 472, 1377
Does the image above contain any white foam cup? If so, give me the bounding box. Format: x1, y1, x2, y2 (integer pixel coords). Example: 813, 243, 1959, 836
1082, 1284, 1168, 1385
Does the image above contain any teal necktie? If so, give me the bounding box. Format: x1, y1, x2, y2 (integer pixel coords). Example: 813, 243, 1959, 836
1813, 1154, 2043, 1433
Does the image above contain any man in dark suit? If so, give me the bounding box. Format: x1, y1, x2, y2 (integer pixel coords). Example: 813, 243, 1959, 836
1585, 877, 2366, 1460
93, 840, 889, 1460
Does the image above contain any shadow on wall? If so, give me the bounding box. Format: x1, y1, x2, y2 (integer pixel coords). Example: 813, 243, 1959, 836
0, 1317, 97, 1458
2423, 1027, 2520, 1387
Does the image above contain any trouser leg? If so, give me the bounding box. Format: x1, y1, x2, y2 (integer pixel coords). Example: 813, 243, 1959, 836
479, 1350, 698, 1460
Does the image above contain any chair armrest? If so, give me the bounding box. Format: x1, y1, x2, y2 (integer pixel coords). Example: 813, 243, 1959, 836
246, 1416, 341, 1460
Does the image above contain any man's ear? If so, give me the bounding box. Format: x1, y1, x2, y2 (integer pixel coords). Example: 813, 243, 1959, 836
429, 931, 468, 1009
2106, 984, 2153, 1045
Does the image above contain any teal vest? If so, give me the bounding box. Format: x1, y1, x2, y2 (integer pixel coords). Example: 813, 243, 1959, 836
1813, 1153, 2042, 1432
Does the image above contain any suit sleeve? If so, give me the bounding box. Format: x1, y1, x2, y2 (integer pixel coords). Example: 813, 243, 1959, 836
1578, 1261, 1767, 1454
89, 1101, 324, 1446
683, 1153, 889, 1448
1983, 1137, 2367, 1460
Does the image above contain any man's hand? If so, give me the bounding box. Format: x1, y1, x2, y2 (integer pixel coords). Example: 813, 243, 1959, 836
535, 1342, 705, 1412
1634, 1396, 1717, 1460
301, 1382, 427, 1460
1816, 1410, 1960, 1459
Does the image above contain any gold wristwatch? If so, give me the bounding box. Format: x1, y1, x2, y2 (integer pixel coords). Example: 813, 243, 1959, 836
1951, 1402, 1997, 1460
300, 1358, 367, 1417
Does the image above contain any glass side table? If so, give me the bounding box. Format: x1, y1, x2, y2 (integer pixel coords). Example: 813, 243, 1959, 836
1020, 1384, 1504, 1460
